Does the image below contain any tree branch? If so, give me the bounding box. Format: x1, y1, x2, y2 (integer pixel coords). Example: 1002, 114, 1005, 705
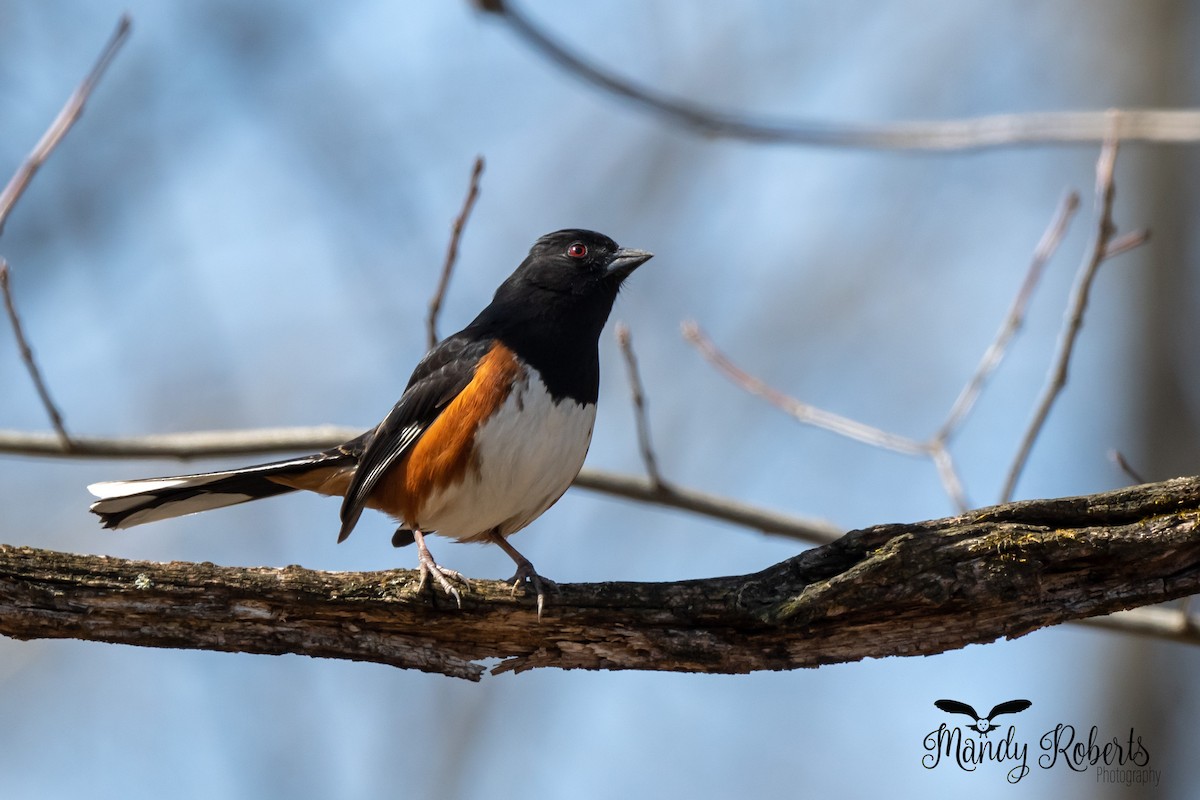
4, 476, 1199, 680
0, 427, 843, 544
0, 15, 130, 445
615, 323, 665, 487
935, 190, 1081, 443
0, 260, 70, 445
0, 15, 130, 235
1001, 133, 1148, 501
426, 156, 484, 349
480, 2, 1200, 151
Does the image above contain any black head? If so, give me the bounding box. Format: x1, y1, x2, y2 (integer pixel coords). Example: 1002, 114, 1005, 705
465, 229, 653, 402
506, 229, 652, 299
477, 229, 652, 338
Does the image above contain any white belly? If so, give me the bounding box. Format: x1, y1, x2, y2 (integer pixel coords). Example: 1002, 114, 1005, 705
415, 370, 596, 541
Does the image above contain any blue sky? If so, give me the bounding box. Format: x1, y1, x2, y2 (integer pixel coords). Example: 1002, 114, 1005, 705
1, 2, 1197, 798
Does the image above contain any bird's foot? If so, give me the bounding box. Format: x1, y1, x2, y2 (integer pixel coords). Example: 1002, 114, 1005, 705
412, 530, 470, 608
505, 561, 558, 618
485, 531, 557, 617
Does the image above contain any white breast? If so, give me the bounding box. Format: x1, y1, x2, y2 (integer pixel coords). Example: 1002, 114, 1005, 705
415, 368, 596, 541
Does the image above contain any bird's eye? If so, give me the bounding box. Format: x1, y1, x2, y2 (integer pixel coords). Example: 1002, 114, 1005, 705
566, 242, 588, 259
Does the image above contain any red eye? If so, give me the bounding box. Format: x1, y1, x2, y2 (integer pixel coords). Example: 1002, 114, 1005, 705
567, 242, 587, 259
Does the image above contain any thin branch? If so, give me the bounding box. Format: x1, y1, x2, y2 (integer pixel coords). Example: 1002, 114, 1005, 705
4, 475, 1200, 678
0, 261, 70, 445
1001, 133, 1146, 502
0, 15, 131, 236
0, 426, 361, 460
1077, 606, 1200, 644
929, 446, 968, 512
684, 179, 1118, 514
682, 322, 927, 457
615, 323, 664, 487
1102, 228, 1151, 260
936, 190, 1081, 442
577, 468, 841, 544
427, 156, 485, 349
683, 321, 976, 508
0, 17, 130, 445
0, 427, 842, 545
480, 2, 1200, 151
1109, 449, 1147, 485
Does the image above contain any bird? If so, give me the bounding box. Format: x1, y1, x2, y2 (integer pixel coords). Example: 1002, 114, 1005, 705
934, 699, 1032, 736
88, 229, 653, 615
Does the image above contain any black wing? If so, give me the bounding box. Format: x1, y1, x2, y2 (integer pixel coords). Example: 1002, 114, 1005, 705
985, 699, 1032, 721
337, 334, 493, 541
934, 699, 980, 721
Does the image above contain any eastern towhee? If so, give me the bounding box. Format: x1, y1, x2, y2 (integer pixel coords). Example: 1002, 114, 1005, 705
89, 229, 653, 614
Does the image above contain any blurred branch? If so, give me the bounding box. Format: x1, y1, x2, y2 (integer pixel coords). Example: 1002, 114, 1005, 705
0, 16, 130, 446
1109, 449, 1147, 485
0, 426, 360, 460
575, 468, 842, 544
427, 156, 485, 349
1001, 135, 1150, 501
0, 261, 70, 445
685, 322, 973, 507
4, 475, 1200, 679
480, 2, 1200, 151
615, 323, 664, 487
0, 15, 131, 236
0, 427, 842, 545
936, 190, 1081, 442
684, 186, 1086, 511
1078, 605, 1200, 644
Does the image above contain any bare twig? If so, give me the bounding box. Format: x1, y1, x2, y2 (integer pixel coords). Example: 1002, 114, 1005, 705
427, 156, 485, 348
936, 190, 1081, 442
615, 323, 664, 487
481, 3, 1200, 151
0, 15, 131, 236
0, 16, 130, 445
1001, 133, 1147, 502
1103, 228, 1151, 260
683, 179, 1114, 514
682, 322, 927, 456
683, 321, 971, 508
1109, 449, 1148, 485
929, 446, 967, 512
0, 261, 70, 445
0, 426, 842, 545
577, 468, 841, 544
1078, 605, 1200, 644
0, 426, 361, 460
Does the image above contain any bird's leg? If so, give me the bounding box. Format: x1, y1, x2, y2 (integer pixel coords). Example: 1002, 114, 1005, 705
410, 529, 470, 608
486, 531, 557, 618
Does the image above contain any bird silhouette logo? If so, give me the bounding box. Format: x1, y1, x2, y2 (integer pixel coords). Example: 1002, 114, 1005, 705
934, 699, 1032, 737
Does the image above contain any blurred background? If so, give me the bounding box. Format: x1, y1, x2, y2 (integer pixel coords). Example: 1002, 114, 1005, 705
1, 1, 1198, 797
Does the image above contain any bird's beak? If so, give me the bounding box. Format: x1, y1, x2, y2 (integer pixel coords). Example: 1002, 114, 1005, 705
606, 247, 654, 279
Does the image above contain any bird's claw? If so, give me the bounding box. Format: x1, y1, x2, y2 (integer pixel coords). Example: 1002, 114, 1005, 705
506, 563, 558, 619
415, 546, 471, 608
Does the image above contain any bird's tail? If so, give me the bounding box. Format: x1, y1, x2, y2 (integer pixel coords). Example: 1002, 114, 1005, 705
88, 452, 353, 529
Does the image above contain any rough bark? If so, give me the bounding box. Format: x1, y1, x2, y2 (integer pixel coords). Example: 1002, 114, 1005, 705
2, 476, 1198, 681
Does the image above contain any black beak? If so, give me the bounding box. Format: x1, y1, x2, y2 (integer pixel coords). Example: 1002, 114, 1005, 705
606, 247, 654, 279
